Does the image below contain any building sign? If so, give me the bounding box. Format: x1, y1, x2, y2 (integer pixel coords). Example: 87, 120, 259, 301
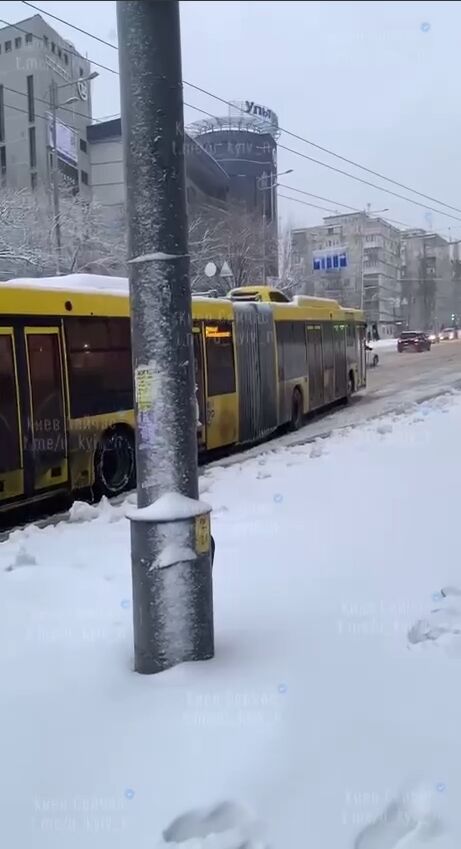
77, 79, 88, 101
47, 113, 78, 165
313, 249, 347, 271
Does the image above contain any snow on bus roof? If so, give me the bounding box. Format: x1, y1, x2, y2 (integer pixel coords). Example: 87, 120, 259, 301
1, 274, 234, 305
3, 274, 129, 296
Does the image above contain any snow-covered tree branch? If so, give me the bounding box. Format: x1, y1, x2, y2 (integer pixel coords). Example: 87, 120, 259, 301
0, 188, 126, 281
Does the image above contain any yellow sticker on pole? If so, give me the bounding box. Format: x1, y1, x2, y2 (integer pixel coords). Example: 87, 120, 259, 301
135, 366, 155, 413
195, 514, 210, 554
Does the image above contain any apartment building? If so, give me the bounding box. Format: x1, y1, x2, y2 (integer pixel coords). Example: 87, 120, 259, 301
292, 212, 401, 336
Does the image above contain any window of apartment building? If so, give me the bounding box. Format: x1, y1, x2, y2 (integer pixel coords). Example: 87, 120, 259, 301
25, 33, 33, 44
5, 41, 11, 53
0, 85, 4, 143
29, 127, 36, 169
15, 37, 22, 49
79, 67, 84, 78
64, 53, 68, 65
79, 138, 87, 153
31, 172, 37, 190
51, 41, 55, 53
58, 47, 62, 58
0, 146, 6, 180
43, 35, 48, 47
80, 170, 89, 185
27, 75, 35, 122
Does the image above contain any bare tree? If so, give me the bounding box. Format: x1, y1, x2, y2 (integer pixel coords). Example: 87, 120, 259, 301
188, 202, 278, 294
0, 187, 126, 281
277, 223, 305, 297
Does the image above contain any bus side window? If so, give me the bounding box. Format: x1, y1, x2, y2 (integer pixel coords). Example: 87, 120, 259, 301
205, 322, 235, 396
276, 321, 307, 380
0, 334, 21, 473
65, 318, 132, 417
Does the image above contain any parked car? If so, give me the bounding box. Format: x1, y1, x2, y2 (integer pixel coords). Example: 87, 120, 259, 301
397, 331, 431, 353
439, 327, 457, 341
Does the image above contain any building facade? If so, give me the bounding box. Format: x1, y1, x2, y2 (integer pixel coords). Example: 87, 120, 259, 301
0, 14, 92, 194
400, 230, 452, 331
292, 212, 402, 336
87, 118, 229, 217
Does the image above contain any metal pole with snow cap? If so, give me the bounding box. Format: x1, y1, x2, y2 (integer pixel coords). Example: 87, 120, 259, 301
117, 0, 214, 673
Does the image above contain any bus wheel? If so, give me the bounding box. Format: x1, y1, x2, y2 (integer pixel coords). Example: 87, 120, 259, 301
94, 427, 136, 499
290, 388, 303, 431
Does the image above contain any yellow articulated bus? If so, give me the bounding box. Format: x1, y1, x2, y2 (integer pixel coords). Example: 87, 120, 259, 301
0, 276, 366, 515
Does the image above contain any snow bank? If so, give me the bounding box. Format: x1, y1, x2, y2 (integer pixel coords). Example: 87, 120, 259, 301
2, 392, 461, 847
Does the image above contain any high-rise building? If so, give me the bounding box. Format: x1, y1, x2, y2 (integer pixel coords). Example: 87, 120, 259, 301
188, 101, 280, 279
0, 14, 93, 194
292, 212, 401, 336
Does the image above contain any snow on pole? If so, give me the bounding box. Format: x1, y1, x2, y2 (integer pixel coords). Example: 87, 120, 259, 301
117, 0, 214, 673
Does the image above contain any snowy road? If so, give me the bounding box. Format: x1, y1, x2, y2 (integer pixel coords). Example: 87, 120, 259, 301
210, 339, 461, 467
2, 391, 461, 847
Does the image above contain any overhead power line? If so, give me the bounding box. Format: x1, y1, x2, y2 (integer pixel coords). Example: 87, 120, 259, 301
20, 1, 461, 219
184, 101, 461, 224
2, 82, 93, 126
22, 0, 119, 49
184, 80, 461, 217
278, 183, 359, 212
8, 5, 461, 230
278, 193, 339, 214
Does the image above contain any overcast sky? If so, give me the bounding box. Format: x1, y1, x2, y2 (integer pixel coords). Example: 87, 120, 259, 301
3, 0, 461, 237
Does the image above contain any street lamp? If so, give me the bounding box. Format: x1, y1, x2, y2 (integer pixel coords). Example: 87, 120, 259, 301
49, 70, 99, 269
257, 169, 294, 282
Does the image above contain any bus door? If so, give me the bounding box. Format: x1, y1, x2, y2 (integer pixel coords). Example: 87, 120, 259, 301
334, 324, 347, 398
23, 327, 69, 494
322, 323, 335, 404
0, 328, 24, 503
307, 325, 324, 410
193, 326, 206, 451
359, 325, 366, 386
203, 321, 238, 451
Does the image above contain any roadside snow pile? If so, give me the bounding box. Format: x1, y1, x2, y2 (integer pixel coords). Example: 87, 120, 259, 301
2, 391, 461, 848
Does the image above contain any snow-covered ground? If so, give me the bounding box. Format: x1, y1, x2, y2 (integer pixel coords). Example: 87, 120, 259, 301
2, 393, 461, 848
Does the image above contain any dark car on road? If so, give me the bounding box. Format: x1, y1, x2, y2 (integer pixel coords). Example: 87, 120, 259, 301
397, 331, 431, 353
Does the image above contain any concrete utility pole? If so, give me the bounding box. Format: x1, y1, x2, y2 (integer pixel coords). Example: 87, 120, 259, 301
117, 0, 214, 674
